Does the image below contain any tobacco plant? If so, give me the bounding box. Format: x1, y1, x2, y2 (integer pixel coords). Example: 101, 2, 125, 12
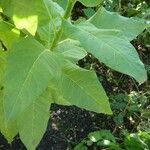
0, 0, 149, 149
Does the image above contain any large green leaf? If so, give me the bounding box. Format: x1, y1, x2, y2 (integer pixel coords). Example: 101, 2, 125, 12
0, 20, 20, 49
53, 39, 87, 62
0, 53, 17, 142
4, 37, 62, 124
89, 7, 147, 41
19, 88, 52, 150
62, 20, 147, 84
57, 62, 112, 114
1, 0, 64, 35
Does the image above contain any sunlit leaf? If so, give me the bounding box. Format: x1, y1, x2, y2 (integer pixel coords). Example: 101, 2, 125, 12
1, 0, 64, 35
4, 37, 62, 123
57, 62, 112, 114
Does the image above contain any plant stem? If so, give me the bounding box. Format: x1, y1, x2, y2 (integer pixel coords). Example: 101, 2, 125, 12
63, 0, 76, 19
50, 0, 76, 50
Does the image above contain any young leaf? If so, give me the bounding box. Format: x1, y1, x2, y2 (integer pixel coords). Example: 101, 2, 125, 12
88, 130, 116, 143
18, 88, 52, 150
57, 62, 112, 114
4, 37, 62, 124
62, 20, 147, 84
89, 7, 147, 41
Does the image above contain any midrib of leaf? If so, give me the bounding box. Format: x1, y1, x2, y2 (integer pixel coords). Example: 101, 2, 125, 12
62, 70, 103, 105
7, 49, 49, 120
47, 22, 51, 47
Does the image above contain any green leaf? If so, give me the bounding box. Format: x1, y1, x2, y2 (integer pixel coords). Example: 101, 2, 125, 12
4, 37, 62, 124
54, 0, 103, 8
0, 91, 18, 142
84, 8, 96, 18
0, 20, 20, 49
74, 143, 88, 150
1, 0, 64, 35
0, 53, 17, 142
76, 21, 123, 38
53, 0, 67, 9
147, 22, 150, 33
57, 62, 112, 114
78, 0, 103, 7
0, 5, 2, 12
88, 130, 116, 143
62, 20, 147, 84
124, 132, 150, 150
89, 7, 147, 41
19, 88, 52, 150
53, 39, 87, 62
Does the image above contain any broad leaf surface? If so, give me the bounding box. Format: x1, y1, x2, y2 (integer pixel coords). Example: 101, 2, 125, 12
4, 37, 62, 123
19, 88, 52, 150
0, 91, 18, 142
62, 20, 147, 84
89, 7, 147, 41
76, 21, 123, 38
0, 53, 17, 142
57, 62, 112, 114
